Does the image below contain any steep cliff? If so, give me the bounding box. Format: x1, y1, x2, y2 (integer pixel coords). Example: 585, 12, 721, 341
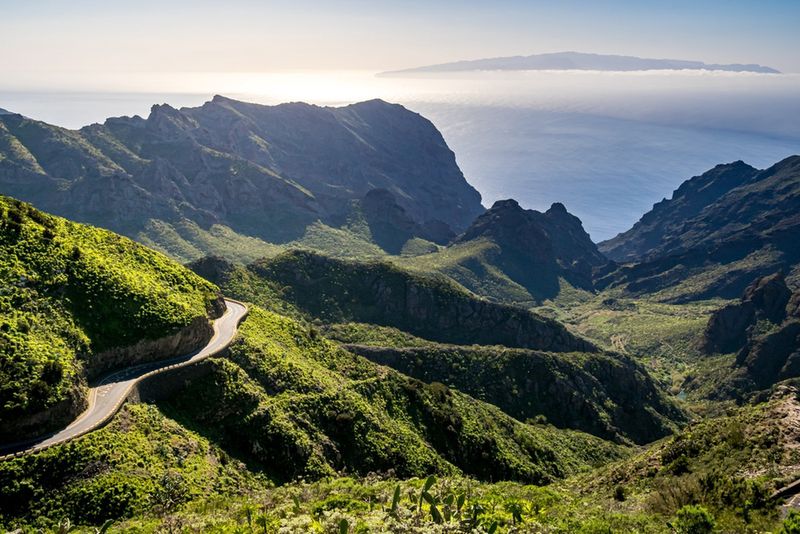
597, 156, 800, 302
0, 97, 484, 256
241, 250, 596, 352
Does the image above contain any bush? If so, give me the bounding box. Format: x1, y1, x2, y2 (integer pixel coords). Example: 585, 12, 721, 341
672, 504, 715, 534
780, 511, 800, 534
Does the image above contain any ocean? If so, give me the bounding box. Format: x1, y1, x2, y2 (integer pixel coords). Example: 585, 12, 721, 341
2, 70, 798, 241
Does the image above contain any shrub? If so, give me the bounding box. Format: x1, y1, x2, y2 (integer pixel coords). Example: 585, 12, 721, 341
672, 504, 715, 534
780, 511, 800, 534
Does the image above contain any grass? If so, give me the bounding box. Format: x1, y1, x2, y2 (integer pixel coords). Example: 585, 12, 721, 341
289, 222, 387, 260
536, 291, 724, 393
396, 238, 538, 305
137, 219, 283, 265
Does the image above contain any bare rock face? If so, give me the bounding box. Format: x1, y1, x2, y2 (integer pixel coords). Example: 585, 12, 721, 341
85, 314, 217, 380
742, 273, 792, 323
700, 301, 756, 354
738, 321, 800, 388
0, 97, 484, 248
701, 273, 792, 354
454, 199, 607, 300
703, 272, 800, 397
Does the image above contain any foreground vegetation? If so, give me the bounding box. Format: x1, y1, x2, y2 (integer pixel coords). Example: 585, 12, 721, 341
0, 196, 220, 436
4, 391, 799, 532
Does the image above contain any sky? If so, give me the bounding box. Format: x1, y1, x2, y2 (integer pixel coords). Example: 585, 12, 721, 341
2, 0, 800, 91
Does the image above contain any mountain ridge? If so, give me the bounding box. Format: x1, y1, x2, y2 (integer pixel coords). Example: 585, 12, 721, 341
596, 155, 800, 301
0, 97, 484, 256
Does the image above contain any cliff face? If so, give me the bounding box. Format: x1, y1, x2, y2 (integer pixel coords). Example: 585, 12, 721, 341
700, 273, 800, 397
0, 97, 483, 250
596, 156, 800, 302
85, 314, 215, 380
700, 273, 792, 354
248, 250, 596, 353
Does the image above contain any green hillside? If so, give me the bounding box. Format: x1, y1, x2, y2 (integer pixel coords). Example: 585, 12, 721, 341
163, 307, 624, 483
0, 196, 221, 439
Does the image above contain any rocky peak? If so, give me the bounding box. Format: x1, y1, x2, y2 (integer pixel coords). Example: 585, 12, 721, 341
146, 104, 199, 137
599, 160, 761, 262
456, 199, 607, 297
546, 201, 568, 215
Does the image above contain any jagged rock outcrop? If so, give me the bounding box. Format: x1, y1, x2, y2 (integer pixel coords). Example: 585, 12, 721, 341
597, 156, 800, 302
600, 161, 760, 262
0, 97, 484, 250
700, 273, 800, 397
701, 273, 792, 354
454, 199, 607, 299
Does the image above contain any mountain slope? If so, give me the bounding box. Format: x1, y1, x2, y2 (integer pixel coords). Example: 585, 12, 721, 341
161, 307, 623, 484
597, 156, 800, 301
333, 332, 684, 445
0, 97, 484, 258
0, 195, 223, 440
400, 199, 608, 304
199, 250, 597, 353
599, 161, 761, 263
695, 273, 800, 399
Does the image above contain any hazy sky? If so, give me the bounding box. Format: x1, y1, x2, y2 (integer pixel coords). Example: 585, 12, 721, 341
2, 0, 799, 88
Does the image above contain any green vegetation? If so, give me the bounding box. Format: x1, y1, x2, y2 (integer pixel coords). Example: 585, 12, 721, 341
535, 291, 723, 394
0, 196, 220, 436
584, 389, 800, 533
290, 222, 387, 260
161, 307, 623, 484
137, 219, 283, 264
339, 341, 684, 444
397, 238, 539, 305
321, 322, 434, 348
244, 249, 594, 352
0, 403, 263, 530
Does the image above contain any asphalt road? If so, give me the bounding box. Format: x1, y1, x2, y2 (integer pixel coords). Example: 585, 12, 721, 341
0, 299, 247, 459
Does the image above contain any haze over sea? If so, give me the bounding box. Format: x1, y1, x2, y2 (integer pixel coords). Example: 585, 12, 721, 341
2, 69, 798, 241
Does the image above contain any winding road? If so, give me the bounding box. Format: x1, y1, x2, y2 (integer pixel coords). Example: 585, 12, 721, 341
0, 299, 248, 460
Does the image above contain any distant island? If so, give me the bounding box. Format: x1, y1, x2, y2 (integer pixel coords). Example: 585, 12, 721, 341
379, 51, 780, 76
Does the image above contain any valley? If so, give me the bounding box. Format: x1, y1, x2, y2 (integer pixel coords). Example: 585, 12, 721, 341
0, 97, 799, 533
